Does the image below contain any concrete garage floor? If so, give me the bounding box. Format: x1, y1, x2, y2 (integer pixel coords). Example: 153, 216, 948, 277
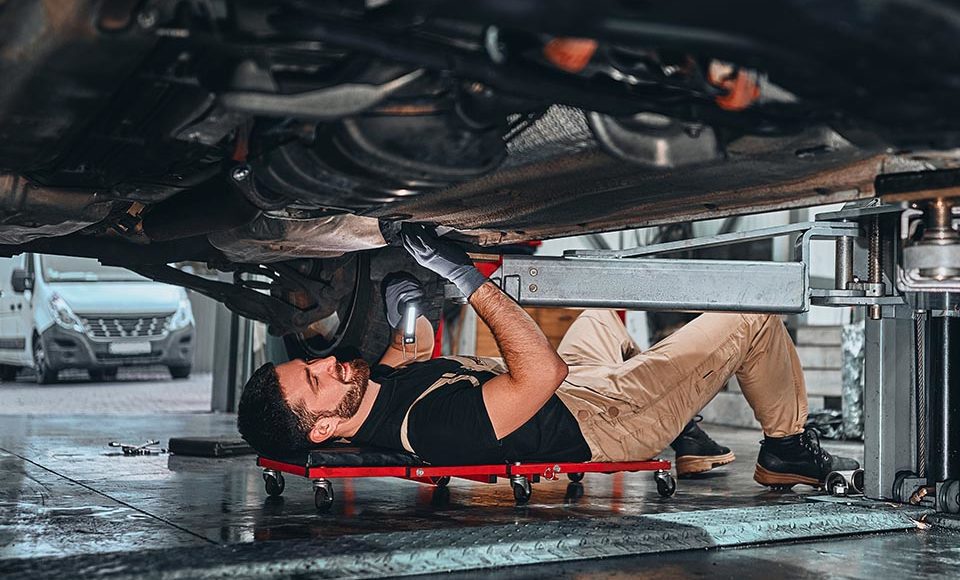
1, 409, 959, 578
0, 368, 212, 414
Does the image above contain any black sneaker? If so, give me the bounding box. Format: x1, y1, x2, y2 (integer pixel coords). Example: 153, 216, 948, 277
670, 416, 735, 477
754, 427, 860, 489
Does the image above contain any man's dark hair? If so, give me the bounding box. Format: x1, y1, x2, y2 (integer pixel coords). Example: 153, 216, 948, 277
237, 363, 314, 457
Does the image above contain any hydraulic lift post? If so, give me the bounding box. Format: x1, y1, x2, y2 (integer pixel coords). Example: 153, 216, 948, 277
862, 305, 917, 500
929, 317, 960, 484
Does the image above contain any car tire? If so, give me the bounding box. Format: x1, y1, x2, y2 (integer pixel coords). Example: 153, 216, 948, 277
89, 367, 118, 382
169, 365, 192, 379
32, 335, 57, 385
283, 248, 444, 364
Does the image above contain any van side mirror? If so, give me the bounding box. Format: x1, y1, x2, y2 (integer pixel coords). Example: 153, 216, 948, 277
11, 268, 33, 293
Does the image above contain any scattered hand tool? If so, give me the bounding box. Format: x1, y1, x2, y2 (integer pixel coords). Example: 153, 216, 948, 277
109, 440, 167, 456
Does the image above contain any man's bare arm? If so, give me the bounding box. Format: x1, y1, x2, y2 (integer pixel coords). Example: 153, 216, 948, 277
378, 316, 435, 368
395, 224, 564, 438
471, 282, 568, 439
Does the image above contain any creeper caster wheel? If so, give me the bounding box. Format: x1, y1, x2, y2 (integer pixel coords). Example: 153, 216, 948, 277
654, 470, 676, 497
435, 476, 451, 488
313, 479, 334, 512
511, 475, 532, 505
263, 469, 285, 497
568, 472, 584, 483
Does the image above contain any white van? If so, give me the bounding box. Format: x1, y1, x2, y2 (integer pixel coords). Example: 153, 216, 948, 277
0, 253, 195, 383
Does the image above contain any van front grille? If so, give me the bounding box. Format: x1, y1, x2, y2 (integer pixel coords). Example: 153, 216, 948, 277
81, 316, 171, 339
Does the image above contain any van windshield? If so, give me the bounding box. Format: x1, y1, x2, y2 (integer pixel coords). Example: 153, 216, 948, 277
40, 255, 148, 283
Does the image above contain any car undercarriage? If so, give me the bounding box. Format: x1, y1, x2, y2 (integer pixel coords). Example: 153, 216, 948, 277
3, 0, 960, 359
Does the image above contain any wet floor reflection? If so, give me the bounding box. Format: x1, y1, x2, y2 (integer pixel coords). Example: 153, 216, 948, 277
0, 413, 866, 560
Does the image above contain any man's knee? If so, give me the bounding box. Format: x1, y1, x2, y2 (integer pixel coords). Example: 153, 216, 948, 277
579, 309, 624, 326
741, 312, 774, 324
758, 313, 785, 330
744, 313, 788, 345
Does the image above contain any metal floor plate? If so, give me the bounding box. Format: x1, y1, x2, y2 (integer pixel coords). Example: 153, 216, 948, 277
2, 502, 922, 579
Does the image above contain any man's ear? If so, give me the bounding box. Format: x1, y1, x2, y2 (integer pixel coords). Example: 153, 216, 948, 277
307, 416, 340, 444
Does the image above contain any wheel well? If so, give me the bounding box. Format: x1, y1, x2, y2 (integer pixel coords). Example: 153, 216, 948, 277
283, 247, 444, 363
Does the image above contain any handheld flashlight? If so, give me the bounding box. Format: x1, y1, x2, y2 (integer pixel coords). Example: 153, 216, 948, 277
400, 298, 421, 358
402, 299, 419, 344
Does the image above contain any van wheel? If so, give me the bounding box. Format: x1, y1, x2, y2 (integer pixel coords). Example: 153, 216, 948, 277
32, 336, 57, 385
0, 364, 18, 382
168, 365, 191, 379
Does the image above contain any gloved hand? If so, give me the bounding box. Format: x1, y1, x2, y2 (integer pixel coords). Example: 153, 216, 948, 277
400, 223, 487, 299
382, 272, 425, 329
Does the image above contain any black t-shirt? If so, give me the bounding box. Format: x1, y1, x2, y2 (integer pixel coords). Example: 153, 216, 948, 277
351, 356, 590, 465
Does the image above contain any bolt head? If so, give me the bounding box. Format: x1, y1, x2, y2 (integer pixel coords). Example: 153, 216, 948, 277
528, 283, 538, 292
415, 468, 424, 477
231, 166, 251, 181
684, 124, 704, 138
529, 268, 538, 276
137, 9, 158, 29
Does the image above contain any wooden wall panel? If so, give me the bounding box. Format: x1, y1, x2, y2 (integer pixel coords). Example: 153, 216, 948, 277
474, 307, 583, 357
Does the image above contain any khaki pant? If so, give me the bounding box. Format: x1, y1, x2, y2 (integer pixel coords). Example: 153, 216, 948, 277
554, 310, 808, 461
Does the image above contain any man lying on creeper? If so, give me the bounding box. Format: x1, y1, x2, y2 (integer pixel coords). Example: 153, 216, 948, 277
238, 225, 858, 488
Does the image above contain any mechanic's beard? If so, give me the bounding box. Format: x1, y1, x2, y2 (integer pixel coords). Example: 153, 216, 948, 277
332, 358, 370, 419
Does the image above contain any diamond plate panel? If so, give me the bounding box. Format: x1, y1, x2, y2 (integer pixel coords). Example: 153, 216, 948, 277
2, 503, 921, 579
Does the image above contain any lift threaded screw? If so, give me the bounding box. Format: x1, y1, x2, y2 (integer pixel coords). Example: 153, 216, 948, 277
868, 215, 882, 320
868, 215, 881, 284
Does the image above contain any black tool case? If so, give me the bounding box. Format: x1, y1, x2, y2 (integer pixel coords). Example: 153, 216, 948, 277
168, 436, 254, 457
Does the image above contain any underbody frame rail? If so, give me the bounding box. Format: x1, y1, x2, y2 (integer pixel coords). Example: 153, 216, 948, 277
131, 262, 335, 336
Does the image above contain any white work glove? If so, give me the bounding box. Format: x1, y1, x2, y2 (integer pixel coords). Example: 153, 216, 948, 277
400, 223, 486, 299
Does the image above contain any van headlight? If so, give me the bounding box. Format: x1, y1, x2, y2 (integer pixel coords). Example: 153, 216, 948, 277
49, 294, 84, 333
167, 297, 194, 331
